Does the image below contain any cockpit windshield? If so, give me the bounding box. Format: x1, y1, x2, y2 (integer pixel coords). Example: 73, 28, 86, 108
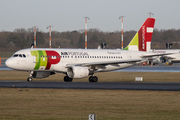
13, 54, 26, 58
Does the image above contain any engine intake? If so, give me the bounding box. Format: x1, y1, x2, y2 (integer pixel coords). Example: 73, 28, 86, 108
67, 66, 89, 79
152, 56, 166, 64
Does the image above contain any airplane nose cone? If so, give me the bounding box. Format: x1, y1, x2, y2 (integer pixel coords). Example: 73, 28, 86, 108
5, 58, 13, 68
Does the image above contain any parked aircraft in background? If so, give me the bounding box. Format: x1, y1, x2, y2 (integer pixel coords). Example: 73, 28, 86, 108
6, 18, 163, 82
123, 17, 155, 52
150, 50, 180, 65
123, 17, 180, 66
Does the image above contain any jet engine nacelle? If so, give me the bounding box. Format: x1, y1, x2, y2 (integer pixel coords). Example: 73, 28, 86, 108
152, 56, 166, 64
67, 66, 89, 79
32, 71, 55, 78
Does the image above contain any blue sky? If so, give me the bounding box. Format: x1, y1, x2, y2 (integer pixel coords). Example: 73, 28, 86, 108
0, 0, 180, 32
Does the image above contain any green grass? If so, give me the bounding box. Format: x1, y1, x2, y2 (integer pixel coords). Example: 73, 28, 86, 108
0, 71, 180, 119
0, 88, 180, 120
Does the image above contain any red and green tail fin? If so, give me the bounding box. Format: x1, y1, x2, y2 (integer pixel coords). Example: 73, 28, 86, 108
123, 18, 155, 51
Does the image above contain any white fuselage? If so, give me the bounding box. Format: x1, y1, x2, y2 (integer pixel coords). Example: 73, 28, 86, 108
5, 48, 150, 73
152, 49, 180, 62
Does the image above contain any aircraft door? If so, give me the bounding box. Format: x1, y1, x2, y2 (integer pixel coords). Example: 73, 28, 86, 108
33, 55, 39, 63
126, 52, 132, 59
74, 56, 78, 61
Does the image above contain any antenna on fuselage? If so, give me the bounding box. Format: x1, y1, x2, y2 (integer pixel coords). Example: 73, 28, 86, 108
31, 44, 34, 49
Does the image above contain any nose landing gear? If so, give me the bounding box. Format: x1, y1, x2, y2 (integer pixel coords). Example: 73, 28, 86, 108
27, 71, 34, 82
27, 77, 33, 82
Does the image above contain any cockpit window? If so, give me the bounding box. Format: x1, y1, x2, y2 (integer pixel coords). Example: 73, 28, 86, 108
13, 54, 26, 58
13, 54, 19, 57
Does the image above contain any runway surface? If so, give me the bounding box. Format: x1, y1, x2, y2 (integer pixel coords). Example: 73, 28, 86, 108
1, 58, 180, 91
1, 81, 180, 91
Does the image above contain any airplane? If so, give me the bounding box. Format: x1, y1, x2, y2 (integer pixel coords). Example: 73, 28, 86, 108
150, 50, 180, 65
123, 17, 155, 52
6, 18, 163, 82
122, 17, 180, 65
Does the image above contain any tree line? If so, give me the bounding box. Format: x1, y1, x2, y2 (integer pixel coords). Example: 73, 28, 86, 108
0, 28, 180, 52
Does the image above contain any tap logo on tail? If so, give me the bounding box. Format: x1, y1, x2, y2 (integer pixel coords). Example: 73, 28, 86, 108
123, 18, 155, 51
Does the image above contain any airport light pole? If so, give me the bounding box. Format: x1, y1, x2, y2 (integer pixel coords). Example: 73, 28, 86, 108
34, 26, 36, 48
47, 26, 52, 48
119, 16, 124, 49
148, 12, 154, 18
84, 17, 90, 49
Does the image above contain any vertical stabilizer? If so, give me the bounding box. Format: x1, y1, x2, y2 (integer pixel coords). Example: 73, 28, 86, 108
123, 18, 155, 51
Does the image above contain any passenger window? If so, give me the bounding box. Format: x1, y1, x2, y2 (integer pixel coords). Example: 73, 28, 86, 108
23, 54, 26, 58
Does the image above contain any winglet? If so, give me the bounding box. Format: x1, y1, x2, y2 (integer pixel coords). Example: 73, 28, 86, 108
123, 18, 156, 51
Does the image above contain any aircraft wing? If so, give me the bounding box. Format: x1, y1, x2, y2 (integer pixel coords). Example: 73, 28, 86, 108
141, 53, 174, 58
66, 58, 148, 68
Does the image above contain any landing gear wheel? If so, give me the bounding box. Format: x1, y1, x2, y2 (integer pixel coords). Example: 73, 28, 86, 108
89, 76, 98, 82
27, 77, 33, 82
64, 76, 73, 82
89, 76, 93, 82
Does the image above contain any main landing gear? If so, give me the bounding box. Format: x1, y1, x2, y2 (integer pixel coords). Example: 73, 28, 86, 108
64, 76, 73, 82
89, 76, 98, 82
63, 75, 98, 82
